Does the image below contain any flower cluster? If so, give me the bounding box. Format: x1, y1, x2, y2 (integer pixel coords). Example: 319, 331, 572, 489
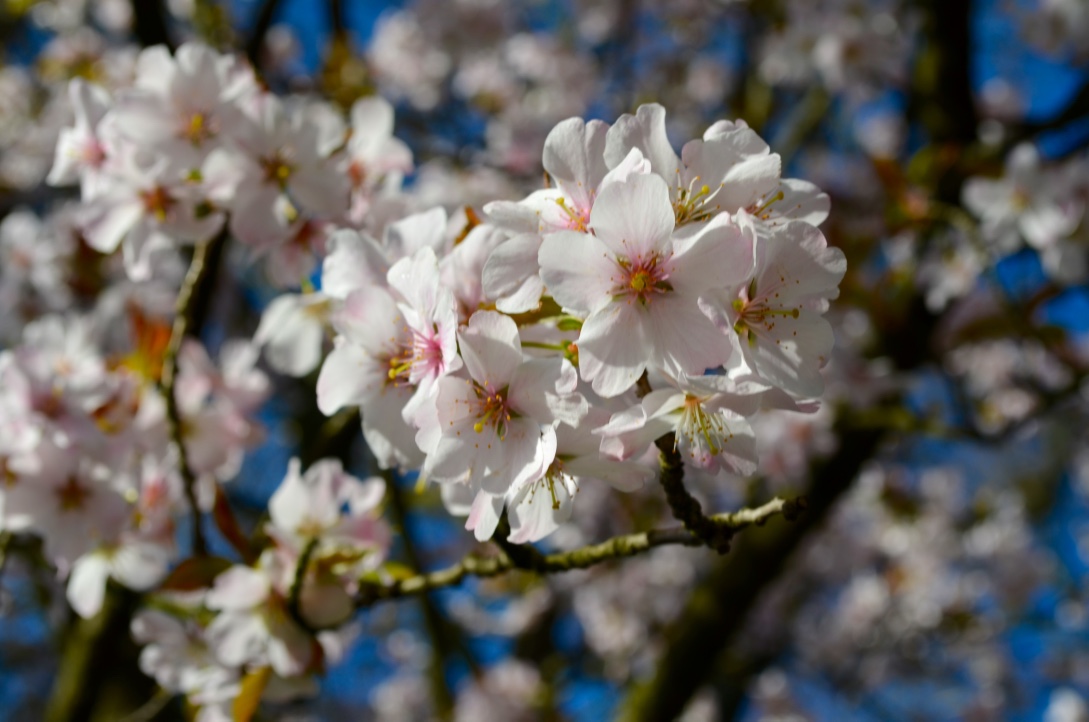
132, 460, 388, 721
22, 39, 847, 717
306, 101, 845, 543
47, 42, 411, 287
0, 313, 267, 620
963, 143, 1089, 284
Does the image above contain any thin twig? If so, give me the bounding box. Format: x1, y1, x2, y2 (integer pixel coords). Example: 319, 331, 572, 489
159, 234, 226, 557
286, 537, 319, 631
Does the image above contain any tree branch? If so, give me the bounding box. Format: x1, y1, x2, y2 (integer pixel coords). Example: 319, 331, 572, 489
619, 422, 884, 721
656, 435, 740, 553
245, 0, 286, 69
158, 233, 227, 558
355, 497, 800, 606
131, 0, 173, 50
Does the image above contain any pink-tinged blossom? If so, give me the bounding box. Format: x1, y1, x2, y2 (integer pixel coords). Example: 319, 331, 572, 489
539, 173, 750, 397
345, 96, 413, 224
3, 442, 128, 565
708, 216, 846, 398
482, 118, 651, 314
174, 340, 267, 480
597, 373, 761, 476
425, 311, 587, 540
132, 610, 239, 722
317, 247, 462, 467
214, 94, 349, 244
484, 117, 611, 238
78, 152, 225, 281
205, 555, 316, 677
604, 103, 829, 228
47, 78, 112, 198
386, 247, 464, 421
962, 143, 1084, 254
267, 458, 389, 558
315, 286, 426, 470
265, 458, 390, 628
105, 42, 256, 165
505, 407, 654, 544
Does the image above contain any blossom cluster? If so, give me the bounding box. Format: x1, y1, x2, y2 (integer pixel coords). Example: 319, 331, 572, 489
299, 101, 845, 544
963, 143, 1089, 284
8, 38, 848, 716
0, 313, 266, 619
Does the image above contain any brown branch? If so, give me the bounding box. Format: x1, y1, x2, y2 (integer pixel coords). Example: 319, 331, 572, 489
158, 233, 227, 557
619, 421, 884, 722
245, 0, 286, 69
655, 434, 737, 553
355, 497, 800, 606
131, 0, 173, 50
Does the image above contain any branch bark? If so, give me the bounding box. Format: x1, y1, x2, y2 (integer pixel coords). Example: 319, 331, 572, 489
245, 0, 286, 69
159, 233, 227, 558
355, 496, 801, 606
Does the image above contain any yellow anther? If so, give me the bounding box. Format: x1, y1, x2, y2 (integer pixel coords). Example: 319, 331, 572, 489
630, 271, 651, 292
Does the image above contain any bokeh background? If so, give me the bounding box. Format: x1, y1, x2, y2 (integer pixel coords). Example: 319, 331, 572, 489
3, 0, 1089, 720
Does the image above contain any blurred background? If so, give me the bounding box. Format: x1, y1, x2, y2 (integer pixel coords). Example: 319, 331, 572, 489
3, 0, 1089, 720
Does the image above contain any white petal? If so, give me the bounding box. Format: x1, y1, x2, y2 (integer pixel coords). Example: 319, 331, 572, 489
316, 339, 382, 415
538, 231, 618, 314
466, 491, 504, 542
458, 311, 522, 389
577, 302, 650, 398
646, 295, 733, 377
604, 103, 681, 180
321, 229, 389, 299
542, 117, 609, 209
482, 233, 545, 314
588, 174, 675, 261
67, 552, 111, 619
669, 213, 754, 294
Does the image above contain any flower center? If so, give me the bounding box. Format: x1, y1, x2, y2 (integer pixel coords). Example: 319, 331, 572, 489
746, 190, 786, 221
387, 325, 445, 387
1, 459, 17, 488
530, 461, 577, 510
141, 186, 174, 222
472, 385, 512, 439
262, 154, 294, 186
673, 175, 725, 226
732, 279, 800, 346
616, 255, 672, 305
56, 476, 92, 512
677, 396, 733, 464
555, 197, 590, 232
348, 161, 367, 188
182, 112, 215, 145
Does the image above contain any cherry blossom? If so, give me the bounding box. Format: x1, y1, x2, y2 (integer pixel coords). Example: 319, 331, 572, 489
539, 173, 749, 397
424, 310, 586, 540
